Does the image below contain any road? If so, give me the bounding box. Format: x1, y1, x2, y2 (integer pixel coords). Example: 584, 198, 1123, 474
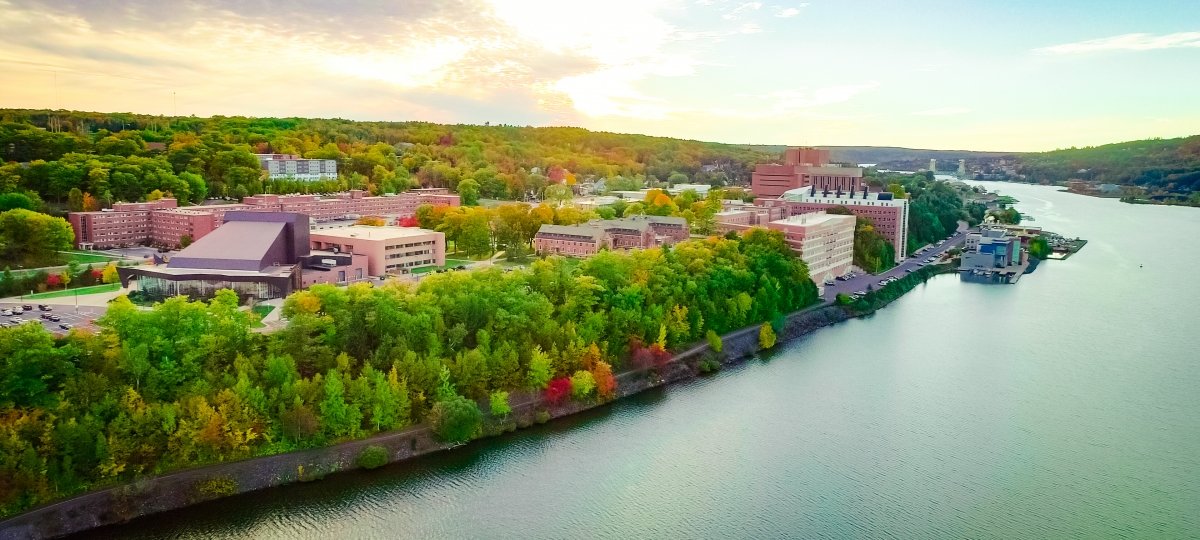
822, 223, 969, 301
0, 301, 106, 335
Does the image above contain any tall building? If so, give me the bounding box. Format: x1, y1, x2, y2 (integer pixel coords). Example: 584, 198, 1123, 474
765, 212, 855, 284
757, 186, 909, 263
254, 154, 338, 181
929, 158, 938, 172
958, 159, 967, 176
751, 146, 863, 198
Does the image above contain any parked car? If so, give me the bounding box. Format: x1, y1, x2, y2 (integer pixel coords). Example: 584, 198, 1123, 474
49, 315, 61, 322
59, 323, 72, 330
824, 279, 835, 286
22, 304, 32, 310
11, 317, 24, 324
1, 309, 11, 317
11, 306, 23, 315
38, 304, 51, 311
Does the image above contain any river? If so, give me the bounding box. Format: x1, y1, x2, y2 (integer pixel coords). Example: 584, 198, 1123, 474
89, 182, 1200, 539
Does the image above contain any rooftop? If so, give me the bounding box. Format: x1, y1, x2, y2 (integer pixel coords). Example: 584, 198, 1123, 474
309, 225, 438, 240
168, 220, 287, 269
771, 212, 855, 227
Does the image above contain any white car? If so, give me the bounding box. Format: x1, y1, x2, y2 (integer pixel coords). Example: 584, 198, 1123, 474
1, 309, 11, 317
11, 306, 23, 315
11, 317, 24, 324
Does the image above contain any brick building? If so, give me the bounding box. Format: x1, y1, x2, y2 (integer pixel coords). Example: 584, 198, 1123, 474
533, 215, 689, 258
68, 189, 460, 248
751, 146, 864, 198
757, 186, 909, 263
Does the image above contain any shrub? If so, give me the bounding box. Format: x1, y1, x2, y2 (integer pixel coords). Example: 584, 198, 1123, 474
196, 476, 238, 499
535, 410, 551, 424
356, 445, 389, 470
429, 395, 483, 443
570, 370, 596, 400
545, 377, 572, 405
705, 329, 722, 353
489, 390, 511, 418
698, 356, 721, 374
758, 323, 777, 349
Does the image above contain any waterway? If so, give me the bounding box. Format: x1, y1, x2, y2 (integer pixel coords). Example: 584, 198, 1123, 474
89, 182, 1200, 539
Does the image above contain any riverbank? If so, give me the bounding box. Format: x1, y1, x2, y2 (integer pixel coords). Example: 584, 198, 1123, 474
0, 265, 953, 540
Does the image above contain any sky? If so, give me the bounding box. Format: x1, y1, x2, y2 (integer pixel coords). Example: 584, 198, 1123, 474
0, 0, 1197, 152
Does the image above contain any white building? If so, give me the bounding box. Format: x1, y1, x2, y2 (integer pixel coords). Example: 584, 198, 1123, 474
255, 154, 338, 181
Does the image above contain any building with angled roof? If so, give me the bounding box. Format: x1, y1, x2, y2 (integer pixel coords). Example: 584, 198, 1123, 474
751, 146, 864, 198
116, 212, 310, 302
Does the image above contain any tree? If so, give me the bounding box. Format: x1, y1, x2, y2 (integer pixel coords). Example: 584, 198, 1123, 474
81, 192, 100, 211
759, 322, 777, 349
0, 209, 75, 267
0, 193, 37, 211
591, 361, 617, 400
354, 216, 386, 226
457, 179, 480, 206
179, 234, 193, 248
667, 171, 689, 186
67, 188, 84, 212
428, 395, 482, 443
1028, 235, 1051, 260
101, 263, 120, 284
489, 390, 511, 418
706, 330, 723, 353
570, 370, 596, 400
528, 346, 552, 390
544, 184, 572, 205
319, 369, 362, 439
544, 377, 571, 405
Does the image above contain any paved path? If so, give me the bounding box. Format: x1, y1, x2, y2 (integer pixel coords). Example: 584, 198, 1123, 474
822, 224, 969, 301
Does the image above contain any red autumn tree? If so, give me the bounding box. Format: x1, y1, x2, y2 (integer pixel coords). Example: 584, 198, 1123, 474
592, 361, 617, 400
46, 274, 62, 288
544, 377, 572, 405
397, 216, 419, 227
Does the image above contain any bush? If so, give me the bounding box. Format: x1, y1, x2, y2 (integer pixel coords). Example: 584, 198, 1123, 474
195, 476, 238, 499
535, 410, 551, 424
698, 356, 721, 374
758, 323, 777, 349
489, 390, 511, 418
429, 395, 483, 443
570, 370, 596, 400
705, 329, 722, 353
545, 377, 572, 405
356, 445, 389, 470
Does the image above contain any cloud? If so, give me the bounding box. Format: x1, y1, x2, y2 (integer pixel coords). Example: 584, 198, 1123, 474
1034, 32, 1200, 55
775, 4, 809, 18
722, 2, 763, 20
912, 106, 971, 116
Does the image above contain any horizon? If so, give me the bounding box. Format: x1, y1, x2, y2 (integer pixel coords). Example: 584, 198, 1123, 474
1, 1, 1198, 152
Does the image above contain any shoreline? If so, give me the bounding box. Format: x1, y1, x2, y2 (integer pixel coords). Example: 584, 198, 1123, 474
0, 265, 953, 540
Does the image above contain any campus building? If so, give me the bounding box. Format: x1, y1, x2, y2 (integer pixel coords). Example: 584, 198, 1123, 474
533, 215, 689, 257
757, 186, 909, 263
68, 189, 459, 248
309, 226, 445, 276
961, 228, 1024, 271
765, 212, 855, 284
117, 212, 311, 302
715, 201, 787, 233
751, 146, 864, 198
254, 153, 337, 181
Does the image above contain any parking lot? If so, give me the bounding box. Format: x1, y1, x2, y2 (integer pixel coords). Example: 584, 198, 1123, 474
0, 302, 107, 335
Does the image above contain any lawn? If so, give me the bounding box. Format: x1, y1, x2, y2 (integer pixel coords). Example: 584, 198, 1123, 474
250, 304, 275, 327
22, 283, 120, 300
63, 251, 124, 265
410, 259, 471, 274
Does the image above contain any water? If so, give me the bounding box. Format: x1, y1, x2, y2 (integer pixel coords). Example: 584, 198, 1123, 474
90, 183, 1200, 539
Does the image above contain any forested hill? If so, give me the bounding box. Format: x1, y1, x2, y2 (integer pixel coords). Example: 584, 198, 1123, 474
743, 145, 1013, 165
0, 109, 772, 206
1017, 135, 1200, 193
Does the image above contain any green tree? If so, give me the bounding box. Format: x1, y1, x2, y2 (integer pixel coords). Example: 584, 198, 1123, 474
428, 395, 482, 443
489, 390, 511, 418
570, 370, 596, 400
457, 178, 481, 206
528, 346, 552, 389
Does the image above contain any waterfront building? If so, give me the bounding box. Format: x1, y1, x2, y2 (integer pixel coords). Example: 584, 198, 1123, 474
68, 188, 460, 249
532, 215, 689, 257
756, 186, 909, 262
309, 226, 445, 276
766, 212, 855, 284
254, 153, 337, 181
116, 212, 310, 302
751, 146, 864, 198
961, 228, 1024, 271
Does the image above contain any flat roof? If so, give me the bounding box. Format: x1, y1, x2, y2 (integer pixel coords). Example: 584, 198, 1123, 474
309, 225, 438, 240
771, 212, 855, 227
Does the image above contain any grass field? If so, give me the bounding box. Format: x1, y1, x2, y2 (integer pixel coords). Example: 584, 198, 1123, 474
63, 251, 124, 264
22, 283, 120, 300
410, 259, 471, 274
